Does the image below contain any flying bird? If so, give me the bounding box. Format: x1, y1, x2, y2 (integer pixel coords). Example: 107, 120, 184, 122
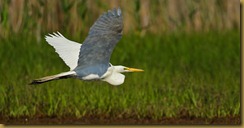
30, 8, 143, 86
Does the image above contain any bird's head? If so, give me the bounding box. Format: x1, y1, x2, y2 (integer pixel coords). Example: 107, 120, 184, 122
114, 65, 144, 73
102, 65, 143, 86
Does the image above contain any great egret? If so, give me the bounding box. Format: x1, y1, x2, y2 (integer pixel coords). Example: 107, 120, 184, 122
30, 8, 143, 86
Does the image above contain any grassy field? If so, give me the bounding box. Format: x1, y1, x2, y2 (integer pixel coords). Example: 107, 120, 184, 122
0, 30, 240, 121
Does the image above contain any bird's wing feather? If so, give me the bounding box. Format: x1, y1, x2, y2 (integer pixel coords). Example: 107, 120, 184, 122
75, 8, 123, 72
45, 32, 81, 70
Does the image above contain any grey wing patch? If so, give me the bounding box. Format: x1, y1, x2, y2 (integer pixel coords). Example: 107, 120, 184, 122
75, 8, 123, 73
89, 8, 123, 36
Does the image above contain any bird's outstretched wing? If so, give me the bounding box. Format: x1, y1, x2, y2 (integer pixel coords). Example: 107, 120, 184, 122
45, 32, 81, 70
75, 8, 123, 70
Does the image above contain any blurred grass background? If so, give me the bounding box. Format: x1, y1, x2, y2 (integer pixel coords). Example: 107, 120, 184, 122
0, 0, 240, 120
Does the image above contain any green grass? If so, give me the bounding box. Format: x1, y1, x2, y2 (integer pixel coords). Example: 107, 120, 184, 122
0, 30, 240, 119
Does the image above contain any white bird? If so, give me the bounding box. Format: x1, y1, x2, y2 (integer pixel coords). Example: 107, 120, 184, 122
30, 8, 143, 86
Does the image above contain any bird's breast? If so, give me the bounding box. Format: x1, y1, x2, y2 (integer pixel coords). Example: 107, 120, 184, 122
74, 63, 110, 80
82, 74, 100, 80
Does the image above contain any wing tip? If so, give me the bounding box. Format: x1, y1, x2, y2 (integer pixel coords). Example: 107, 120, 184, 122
107, 7, 122, 17
45, 31, 64, 40
117, 8, 122, 16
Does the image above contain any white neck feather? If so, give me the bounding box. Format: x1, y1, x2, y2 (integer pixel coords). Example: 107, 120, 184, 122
102, 65, 125, 86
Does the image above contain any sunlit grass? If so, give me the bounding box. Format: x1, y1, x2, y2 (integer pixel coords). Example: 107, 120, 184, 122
0, 30, 240, 119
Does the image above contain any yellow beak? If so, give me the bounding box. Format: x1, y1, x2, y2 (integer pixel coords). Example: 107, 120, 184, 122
125, 67, 144, 72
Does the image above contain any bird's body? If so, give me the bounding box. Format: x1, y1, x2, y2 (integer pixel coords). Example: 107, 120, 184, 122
30, 8, 143, 86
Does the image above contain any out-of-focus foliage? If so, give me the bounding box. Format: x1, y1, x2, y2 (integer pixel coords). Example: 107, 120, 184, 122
0, 30, 240, 119
0, 0, 240, 41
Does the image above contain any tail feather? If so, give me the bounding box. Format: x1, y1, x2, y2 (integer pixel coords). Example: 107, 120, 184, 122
29, 71, 76, 85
